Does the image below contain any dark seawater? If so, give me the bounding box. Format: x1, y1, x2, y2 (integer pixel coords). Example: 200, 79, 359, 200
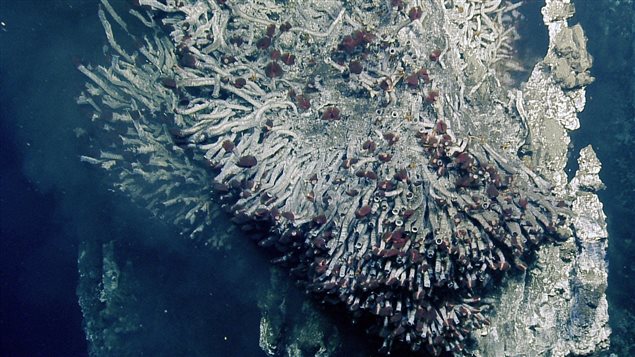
0, 1, 268, 356
0, 0, 632, 356
1, 2, 97, 355
573, 1, 635, 354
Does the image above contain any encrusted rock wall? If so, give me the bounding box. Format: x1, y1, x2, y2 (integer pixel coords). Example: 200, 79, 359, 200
474, 1, 610, 355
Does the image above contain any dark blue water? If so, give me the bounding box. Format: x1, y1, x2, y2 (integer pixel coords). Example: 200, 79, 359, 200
0, 0, 632, 356
1, 2, 97, 355
0, 1, 268, 356
572, 1, 635, 353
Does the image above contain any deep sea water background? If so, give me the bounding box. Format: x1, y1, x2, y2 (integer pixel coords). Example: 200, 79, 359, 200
0, 0, 632, 356
0, 1, 269, 356
573, 1, 635, 353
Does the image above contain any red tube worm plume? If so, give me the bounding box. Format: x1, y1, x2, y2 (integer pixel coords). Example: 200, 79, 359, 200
349, 60, 363, 74
236, 155, 257, 168
160, 77, 177, 89
362, 140, 377, 153
321, 106, 341, 121
425, 89, 439, 103
391, 0, 404, 10
179, 52, 197, 68
312, 214, 327, 226
266, 24, 276, 38
233, 78, 247, 88
486, 184, 499, 199
429, 49, 441, 62
435, 120, 447, 134
221, 140, 235, 152
405, 73, 419, 88
281, 53, 296, 65
256, 36, 271, 50
418, 68, 431, 83
408, 7, 423, 21
339, 35, 358, 54
338, 30, 374, 54
395, 168, 408, 182
295, 94, 311, 111
379, 77, 393, 91
270, 49, 281, 60
378, 152, 393, 162
355, 205, 372, 218
383, 132, 399, 145
280, 22, 292, 32
265, 62, 283, 78
365, 171, 378, 180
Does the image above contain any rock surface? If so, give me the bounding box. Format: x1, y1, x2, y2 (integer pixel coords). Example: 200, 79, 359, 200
474, 1, 609, 355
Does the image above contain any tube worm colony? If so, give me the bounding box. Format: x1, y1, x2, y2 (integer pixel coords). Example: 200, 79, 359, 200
79, 0, 571, 354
